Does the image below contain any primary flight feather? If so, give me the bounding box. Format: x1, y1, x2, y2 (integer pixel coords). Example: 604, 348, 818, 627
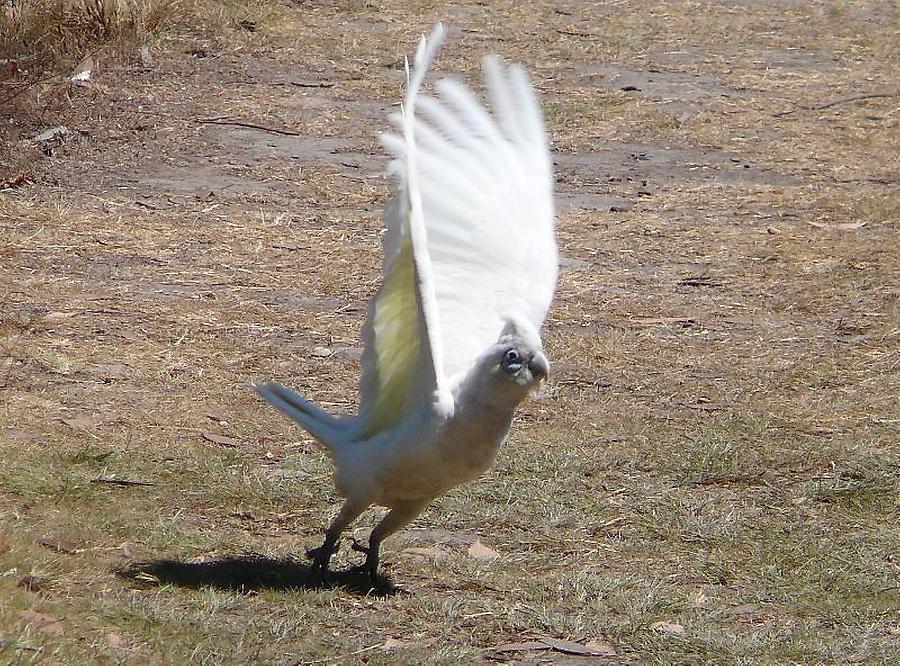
255, 23, 557, 582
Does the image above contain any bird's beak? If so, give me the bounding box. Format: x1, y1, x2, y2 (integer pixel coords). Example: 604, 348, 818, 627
528, 352, 549, 381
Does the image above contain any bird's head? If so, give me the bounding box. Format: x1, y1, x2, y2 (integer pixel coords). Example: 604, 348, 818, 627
488, 314, 549, 395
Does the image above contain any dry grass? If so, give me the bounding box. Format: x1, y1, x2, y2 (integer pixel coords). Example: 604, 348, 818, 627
0, 0, 177, 87
0, 0, 279, 118
1, 0, 174, 50
1, 0, 899, 663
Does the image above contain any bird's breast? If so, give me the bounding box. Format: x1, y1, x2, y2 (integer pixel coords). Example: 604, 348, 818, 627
371, 407, 511, 504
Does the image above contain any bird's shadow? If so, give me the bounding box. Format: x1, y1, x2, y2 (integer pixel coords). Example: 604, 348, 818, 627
115, 553, 399, 597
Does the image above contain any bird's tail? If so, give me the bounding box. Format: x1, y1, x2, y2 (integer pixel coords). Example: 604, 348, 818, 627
253, 381, 349, 451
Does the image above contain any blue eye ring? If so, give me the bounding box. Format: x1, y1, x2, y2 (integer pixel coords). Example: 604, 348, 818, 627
501, 348, 523, 373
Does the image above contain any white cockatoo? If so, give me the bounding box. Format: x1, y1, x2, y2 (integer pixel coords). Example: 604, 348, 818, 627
254, 23, 557, 582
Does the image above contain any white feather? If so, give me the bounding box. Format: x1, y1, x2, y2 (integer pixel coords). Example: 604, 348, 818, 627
355, 26, 556, 438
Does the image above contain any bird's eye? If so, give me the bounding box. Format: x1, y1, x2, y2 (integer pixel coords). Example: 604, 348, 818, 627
502, 348, 522, 372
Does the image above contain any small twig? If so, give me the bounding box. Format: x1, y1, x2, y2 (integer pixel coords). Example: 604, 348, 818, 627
557, 29, 601, 39
0, 637, 42, 652
217, 79, 335, 88
774, 92, 898, 117
675, 401, 726, 411
91, 475, 155, 487
808, 92, 897, 110
288, 81, 335, 88
196, 117, 303, 136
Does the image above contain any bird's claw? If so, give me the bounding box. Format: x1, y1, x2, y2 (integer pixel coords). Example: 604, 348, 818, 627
305, 538, 340, 585
306, 538, 339, 563
349, 561, 378, 583
349, 538, 379, 583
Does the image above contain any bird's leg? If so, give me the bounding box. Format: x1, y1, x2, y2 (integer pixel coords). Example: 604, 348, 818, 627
305, 534, 338, 575
306, 499, 367, 583
352, 499, 429, 582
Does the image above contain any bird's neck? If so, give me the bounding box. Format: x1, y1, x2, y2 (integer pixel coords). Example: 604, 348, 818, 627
452, 363, 524, 424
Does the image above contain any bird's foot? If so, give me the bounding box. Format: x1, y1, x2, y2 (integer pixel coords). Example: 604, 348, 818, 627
305, 538, 339, 585
306, 543, 336, 562
350, 538, 369, 555
349, 538, 379, 583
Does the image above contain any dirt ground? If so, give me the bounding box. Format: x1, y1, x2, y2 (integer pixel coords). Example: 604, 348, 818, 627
1, 0, 898, 663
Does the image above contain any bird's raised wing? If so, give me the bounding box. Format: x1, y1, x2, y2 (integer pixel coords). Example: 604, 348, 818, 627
354, 25, 452, 440
355, 24, 557, 439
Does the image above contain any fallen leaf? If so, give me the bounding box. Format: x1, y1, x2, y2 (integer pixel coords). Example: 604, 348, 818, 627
399, 528, 479, 545
38, 538, 79, 555
33, 125, 70, 143
20, 610, 65, 636
492, 637, 616, 657
201, 432, 239, 447
584, 639, 617, 656
651, 620, 685, 635
43, 311, 76, 322
332, 346, 363, 360
807, 220, 867, 230
70, 55, 93, 86
401, 546, 449, 560
60, 416, 97, 431
538, 636, 616, 656
2, 173, 29, 189
492, 641, 547, 653
467, 540, 500, 561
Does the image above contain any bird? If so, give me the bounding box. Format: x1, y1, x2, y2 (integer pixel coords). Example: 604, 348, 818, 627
254, 22, 557, 583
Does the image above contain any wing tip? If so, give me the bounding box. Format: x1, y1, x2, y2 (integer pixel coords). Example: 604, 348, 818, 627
251, 380, 284, 397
